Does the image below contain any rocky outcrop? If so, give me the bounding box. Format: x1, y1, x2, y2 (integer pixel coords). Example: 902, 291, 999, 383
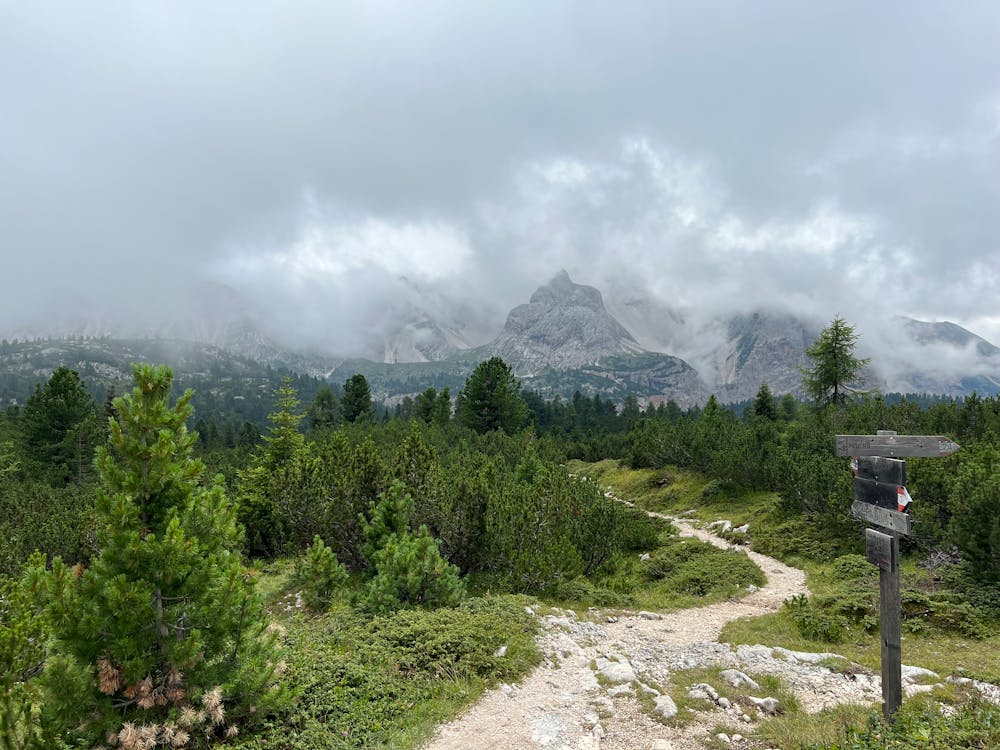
490, 271, 646, 374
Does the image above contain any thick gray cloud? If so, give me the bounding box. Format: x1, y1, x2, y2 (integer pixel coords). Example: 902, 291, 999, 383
2, 2, 999, 350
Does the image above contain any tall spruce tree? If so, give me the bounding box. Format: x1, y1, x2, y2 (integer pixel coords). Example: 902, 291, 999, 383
341, 374, 373, 423
26, 364, 283, 746
457, 357, 529, 434
20, 367, 100, 485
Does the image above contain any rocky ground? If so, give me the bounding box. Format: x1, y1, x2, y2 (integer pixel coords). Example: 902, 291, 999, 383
423, 516, 997, 750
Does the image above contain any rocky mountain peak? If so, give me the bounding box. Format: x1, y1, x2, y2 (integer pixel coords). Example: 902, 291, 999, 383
489, 272, 645, 373
528, 270, 604, 311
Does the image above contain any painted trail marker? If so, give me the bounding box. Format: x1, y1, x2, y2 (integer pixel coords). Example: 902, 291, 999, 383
836, 430, 959, 723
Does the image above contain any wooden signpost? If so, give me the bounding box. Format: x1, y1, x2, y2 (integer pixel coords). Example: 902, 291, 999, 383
836, 430, 960, 723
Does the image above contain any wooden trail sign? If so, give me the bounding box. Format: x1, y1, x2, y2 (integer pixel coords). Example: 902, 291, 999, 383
838, 430, 959, 723
854, 477, 909, 511
866, 528, 896, 571
836, 434, 960, 458
851, 500, 912, 535
855, 456, 906, 485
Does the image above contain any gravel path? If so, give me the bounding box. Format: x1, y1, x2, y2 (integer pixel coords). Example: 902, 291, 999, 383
424, 516, 815, 750
423, 512, 992, 750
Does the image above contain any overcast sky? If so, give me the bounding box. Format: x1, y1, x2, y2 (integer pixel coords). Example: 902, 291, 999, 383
2, 2, 999, 353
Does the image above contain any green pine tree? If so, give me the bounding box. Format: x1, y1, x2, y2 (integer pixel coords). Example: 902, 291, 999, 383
360, 481, 465, 613
801, 316, 871, 407
19, 367, 100, 485
341, 374, 373, 423
753, 382, 777, 421
25, 364, 285, 746
457, 357, 529, 434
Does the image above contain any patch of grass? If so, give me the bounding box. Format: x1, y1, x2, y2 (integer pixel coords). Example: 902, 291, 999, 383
755, 702, 873, 750
583, 530, 765, 613
223, 594, 540, 750
720, 607, 1000, 683
794, 694, 1000, 750
565, 459, 713, 515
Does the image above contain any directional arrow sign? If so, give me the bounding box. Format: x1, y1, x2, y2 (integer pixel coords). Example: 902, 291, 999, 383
836, 435, 960, 458
852, 500, 912, 535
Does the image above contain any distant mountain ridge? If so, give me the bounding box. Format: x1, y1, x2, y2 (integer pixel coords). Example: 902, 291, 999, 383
4, 273, 999, 406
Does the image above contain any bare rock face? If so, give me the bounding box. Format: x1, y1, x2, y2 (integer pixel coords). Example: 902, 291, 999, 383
710, 311, 818, 402
491, 271, 646, 373
381, 310, 472, 364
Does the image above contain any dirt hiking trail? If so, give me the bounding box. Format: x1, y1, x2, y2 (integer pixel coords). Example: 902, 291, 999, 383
424, 516, 817, 750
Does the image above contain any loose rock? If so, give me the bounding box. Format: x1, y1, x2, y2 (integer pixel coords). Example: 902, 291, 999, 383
653, 695, 678, 720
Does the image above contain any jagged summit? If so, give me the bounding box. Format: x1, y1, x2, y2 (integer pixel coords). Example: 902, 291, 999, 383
528, 269, 604, 310
489, 271, 646, 373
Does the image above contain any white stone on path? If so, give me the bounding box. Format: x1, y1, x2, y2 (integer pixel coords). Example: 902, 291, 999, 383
595, 657, 636, 684
653, 694, 678, 720
720, 669, 761, 690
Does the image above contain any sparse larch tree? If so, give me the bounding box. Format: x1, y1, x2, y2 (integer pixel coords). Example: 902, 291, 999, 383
801, 316, 871, 407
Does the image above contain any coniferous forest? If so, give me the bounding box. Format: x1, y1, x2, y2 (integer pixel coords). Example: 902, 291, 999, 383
2, 334, 1000, 750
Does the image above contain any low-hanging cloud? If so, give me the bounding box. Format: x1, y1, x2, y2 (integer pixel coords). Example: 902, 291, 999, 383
1, 2, 999, 363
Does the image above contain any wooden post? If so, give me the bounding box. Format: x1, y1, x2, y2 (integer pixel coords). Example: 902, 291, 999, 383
875, 430, 903, 723
879, 532, 902, 721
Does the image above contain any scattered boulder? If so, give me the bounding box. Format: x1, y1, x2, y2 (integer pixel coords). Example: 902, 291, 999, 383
749, 696, 781, 715
901, 665, 940, 684
638, 681, 661, 696
720, 669, 761, 691
595, 656, 636, 684
638, 611, 663, 621
733, 523, 750, 534
772, 647, 842, 665
708, 520, 733, 534
653, 695, 678, 720
688, 682, 719, 702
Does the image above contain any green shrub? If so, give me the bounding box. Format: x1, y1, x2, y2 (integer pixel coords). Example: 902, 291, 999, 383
804, 697, 1000, 749
641, 539, 711, 580
0, 481, 95, 575
641, 539, 764, 597
752, 517, 856, 562
830, 554, 877, 582
899, 590, 993, 639
784, 594, 846, 643
366, 597, 536, 681
228, 596, 538, 749
292, 536, 348, 612
361, 482, 465, 613
665, 549, 765, 596
1, 571, 46, 750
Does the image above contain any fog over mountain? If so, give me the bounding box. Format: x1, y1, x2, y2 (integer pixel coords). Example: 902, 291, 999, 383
3, 3, 1000, 374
